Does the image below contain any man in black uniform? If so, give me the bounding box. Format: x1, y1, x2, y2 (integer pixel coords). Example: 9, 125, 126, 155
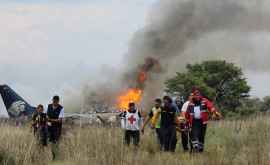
159, 96, 178, 152
46, 96, 64, 159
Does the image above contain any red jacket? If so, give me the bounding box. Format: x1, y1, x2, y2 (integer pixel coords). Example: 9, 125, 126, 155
185, 98, 217, 125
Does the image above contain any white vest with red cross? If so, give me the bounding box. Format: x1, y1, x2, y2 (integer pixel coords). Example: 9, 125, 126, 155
124, 110, 141, 131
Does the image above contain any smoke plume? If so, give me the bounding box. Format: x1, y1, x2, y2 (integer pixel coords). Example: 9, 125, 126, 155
85, 0, 270, 111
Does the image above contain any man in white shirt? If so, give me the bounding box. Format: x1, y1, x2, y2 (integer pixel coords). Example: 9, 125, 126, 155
179, 94, 193, 151
181, 95, 192, 115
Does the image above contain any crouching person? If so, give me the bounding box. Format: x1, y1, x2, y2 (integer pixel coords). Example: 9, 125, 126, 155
120, 102, 142, 147
32, 104, 48, 146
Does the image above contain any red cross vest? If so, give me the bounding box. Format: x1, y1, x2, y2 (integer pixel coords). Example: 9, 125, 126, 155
124, 110, 141, 131
185, 98, 217, 125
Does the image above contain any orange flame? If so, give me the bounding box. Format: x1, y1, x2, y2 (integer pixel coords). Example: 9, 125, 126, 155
138, 71, 147, 83
117, 88, 142, 111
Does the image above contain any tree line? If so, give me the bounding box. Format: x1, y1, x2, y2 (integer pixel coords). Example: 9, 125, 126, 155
165, 60, 270, 119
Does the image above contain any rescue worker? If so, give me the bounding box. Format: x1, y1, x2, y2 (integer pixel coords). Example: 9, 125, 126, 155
32, 104, 48, 146
185, 90, 221, 152
141, 98, 162, 147
46, 95, 64, 159
152, 96, 179, 152
120, 102, 142, 147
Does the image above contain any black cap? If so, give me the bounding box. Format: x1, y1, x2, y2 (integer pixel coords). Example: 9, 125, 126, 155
53, 95, 60, 101
163, 95, 172, 103
129, 102, 135, 107
155, 98, 162, 104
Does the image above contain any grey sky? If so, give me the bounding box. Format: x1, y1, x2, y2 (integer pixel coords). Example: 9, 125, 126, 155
0, 0, 269, 116
0, 0, 156, 116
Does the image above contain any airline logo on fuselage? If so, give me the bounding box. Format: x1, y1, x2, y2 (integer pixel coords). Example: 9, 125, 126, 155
8, 101, 26, 117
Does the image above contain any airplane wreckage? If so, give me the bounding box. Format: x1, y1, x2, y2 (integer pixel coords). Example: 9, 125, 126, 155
0, 59, 158, 126
0, 84, 124, 126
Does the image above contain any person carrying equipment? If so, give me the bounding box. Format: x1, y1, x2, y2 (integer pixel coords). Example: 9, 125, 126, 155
185, 89, 222, 152
32, 104, 48, 146
141, 98, 163, 147
120, 102, 143, 147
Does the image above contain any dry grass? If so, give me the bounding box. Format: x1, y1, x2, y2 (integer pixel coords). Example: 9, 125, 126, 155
1, 116, 270, 165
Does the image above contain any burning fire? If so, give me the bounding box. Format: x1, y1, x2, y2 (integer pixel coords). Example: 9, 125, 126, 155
117, 88, 142, 111
116, 57, 159, 111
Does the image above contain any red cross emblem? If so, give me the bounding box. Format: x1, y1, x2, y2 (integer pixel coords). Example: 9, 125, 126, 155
128, 115, 136, 124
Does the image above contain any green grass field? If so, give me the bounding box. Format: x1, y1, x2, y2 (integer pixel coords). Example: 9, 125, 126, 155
1, 115, 270, 165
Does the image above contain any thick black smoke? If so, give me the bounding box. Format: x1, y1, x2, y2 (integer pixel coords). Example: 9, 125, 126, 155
123, 0, 270, 108
127, 0, 269, 66
85, 0, 270, 112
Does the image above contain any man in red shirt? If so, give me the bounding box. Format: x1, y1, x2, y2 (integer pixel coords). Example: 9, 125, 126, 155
185, 89, 221, 152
